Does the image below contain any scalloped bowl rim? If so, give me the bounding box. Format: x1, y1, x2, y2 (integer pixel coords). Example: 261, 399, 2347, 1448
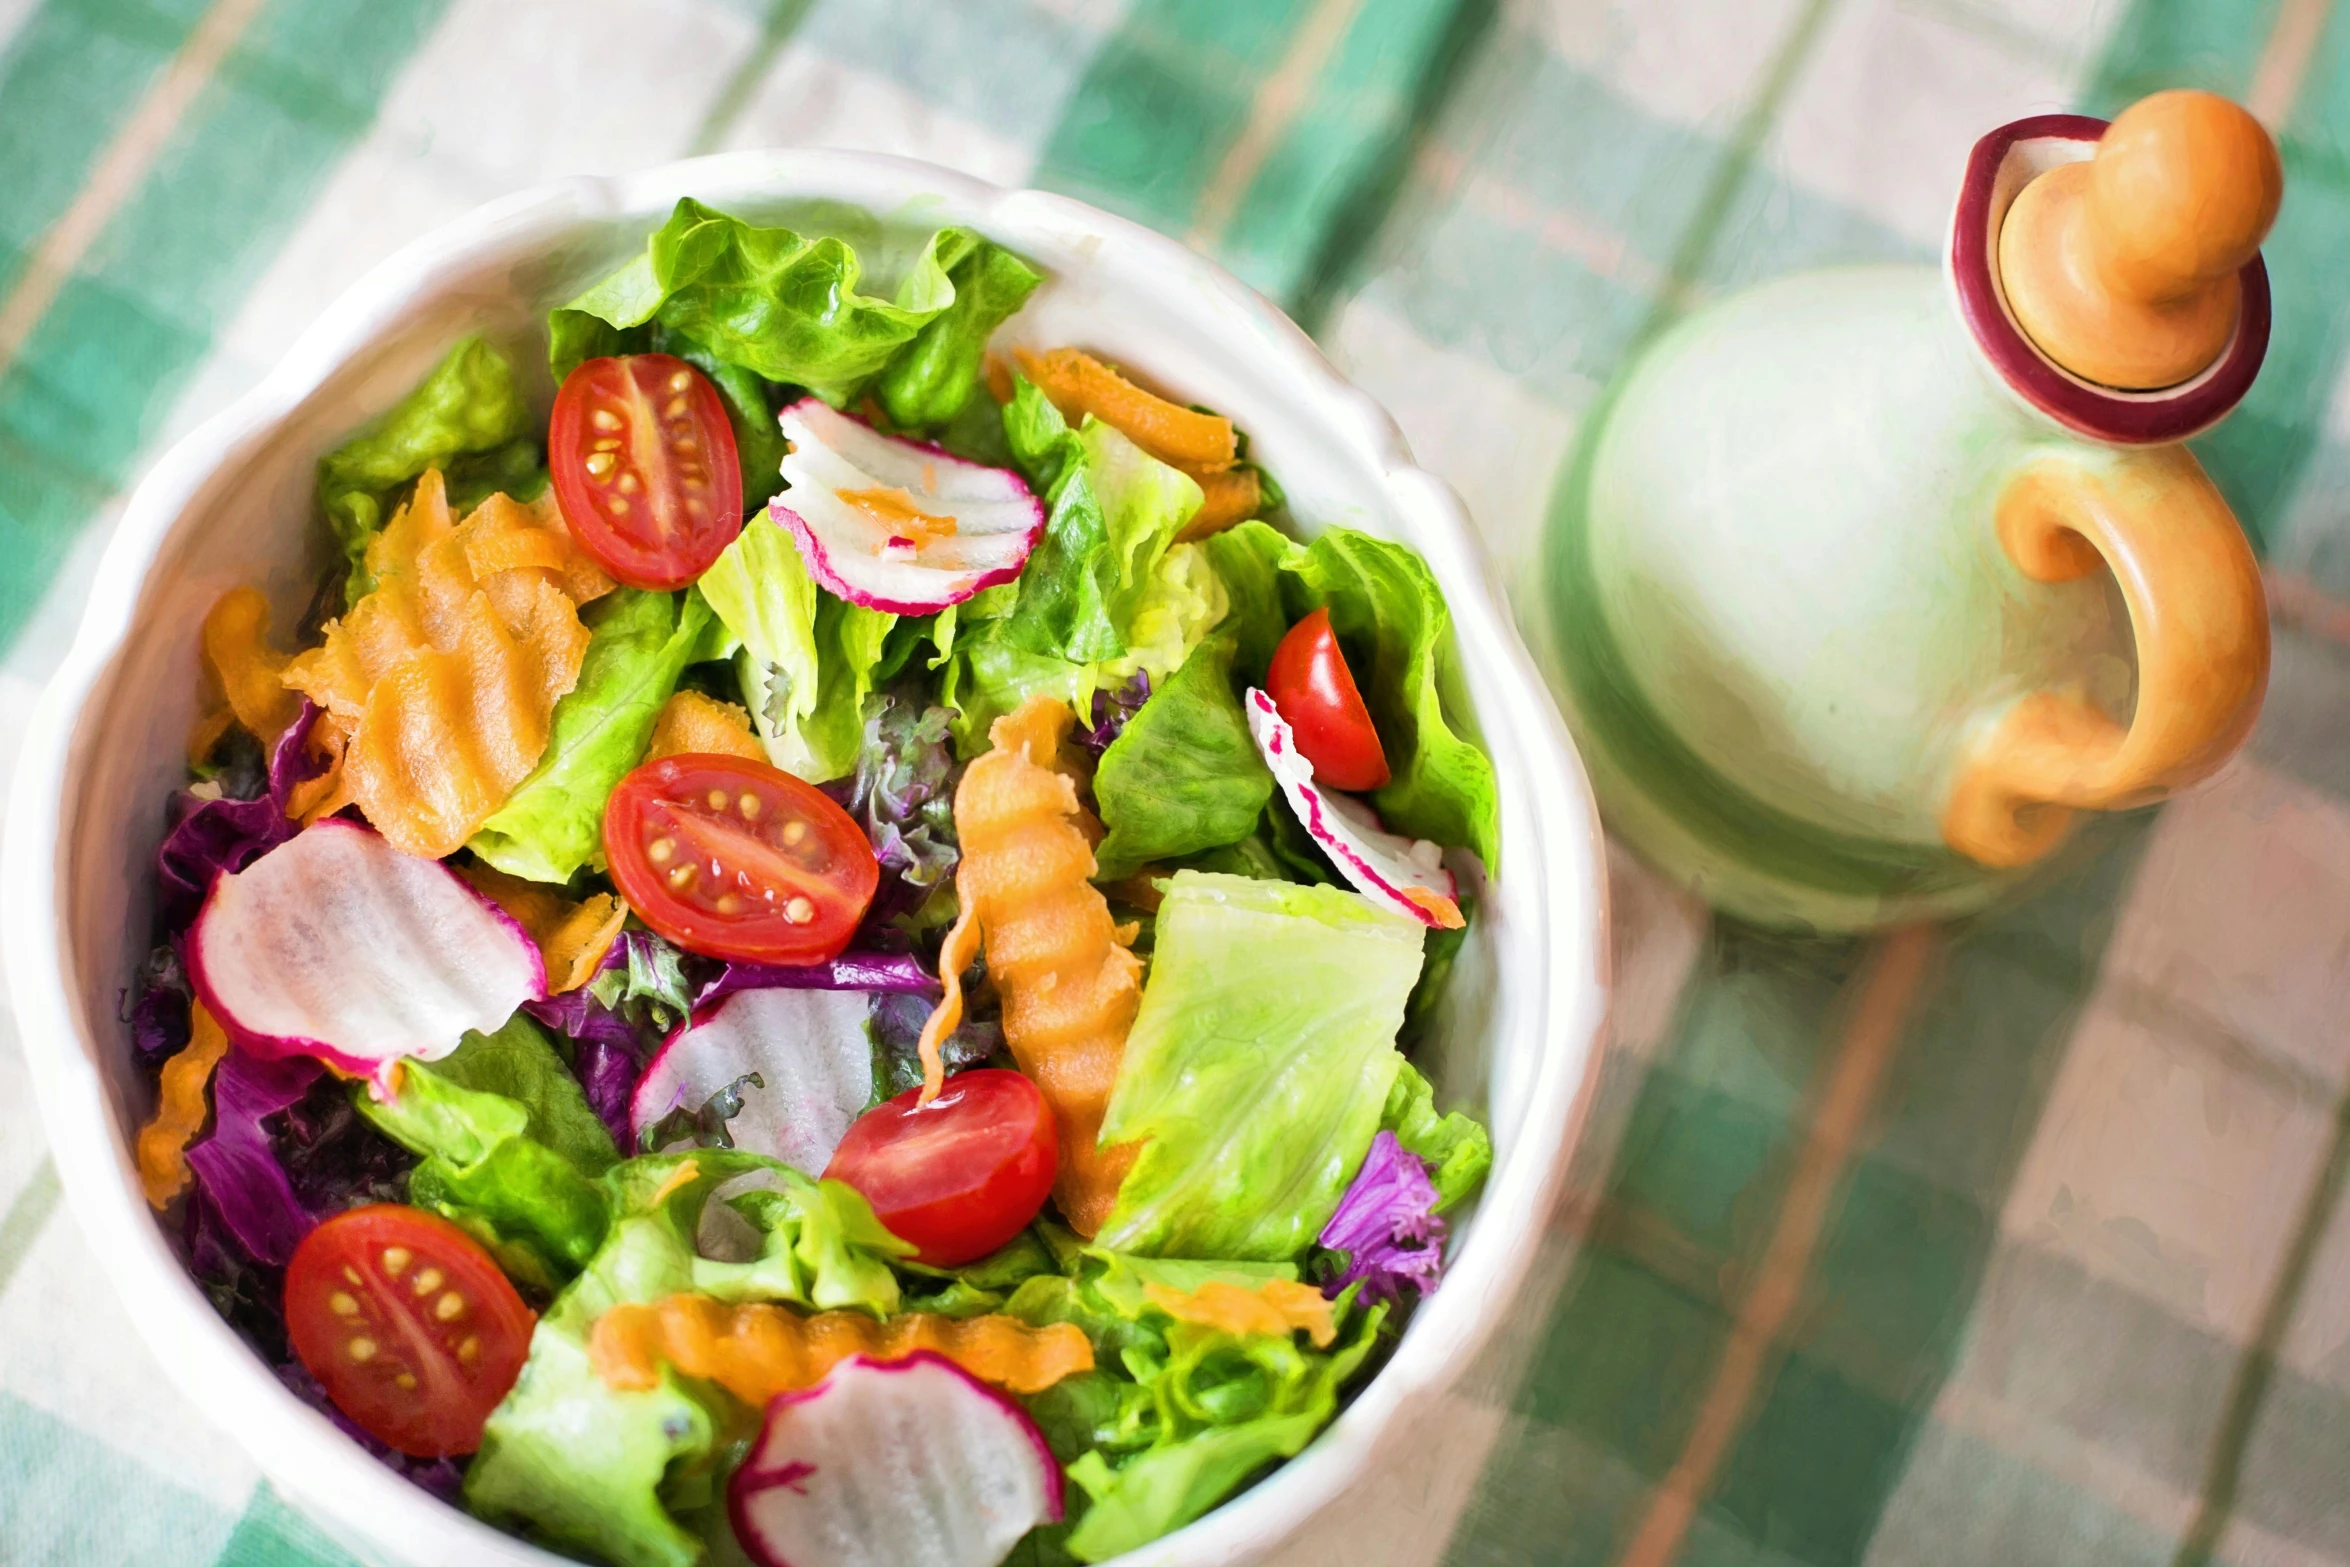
0, 149, 1609, 1567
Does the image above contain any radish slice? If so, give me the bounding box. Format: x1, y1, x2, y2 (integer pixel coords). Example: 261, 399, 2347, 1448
1245, 687, 1465, 930
728, 1352, 1062, 1567
771, 399, 1044, 614
631, 987, 875, 1171
187, 818, 545, 1089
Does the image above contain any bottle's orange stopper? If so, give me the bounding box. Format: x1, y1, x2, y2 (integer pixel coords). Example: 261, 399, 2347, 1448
1999, 90, 2282, 391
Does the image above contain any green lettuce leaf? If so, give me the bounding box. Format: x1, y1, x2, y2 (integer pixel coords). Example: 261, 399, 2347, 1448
1096, 873, 1424, 1260
549, 198, 980, 404
1105, 541, 1226, 688
993, 1247, 1385, 1560
467, 1154, 747, 1567
691, 1178, 914, 1315
357, 1023, 614, 1289
1059, 1301, 1386, 1562
941, 636, 1096, 756
1200, 522, 1289, 681
944, 388, 1225, 758
318, 334, 536, 603
466, 1321, 713, 1567
998, 385, 1203, 666
1380, 1060, 1491, 1213
426, 1013, 619, 1174
1093, 636, 1270, 880
469, 588, 727, 882
467, 1152, 910, 1567
700, 517, 896, 782
873, 241, 1042, 427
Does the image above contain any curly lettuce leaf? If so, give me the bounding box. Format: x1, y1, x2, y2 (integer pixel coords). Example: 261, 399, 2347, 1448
469, 588, 728, 882
550, 198, 980, 405
942, 636, 1097, 756
318, 335, 536, 603
1096, 873, 1424, 1260
1093, 636, 1270, 880
998, 380, 1203, 665
1056, 1287, 1386, 1562
357, 1023, 614, 1289
700, 517, 896, 782
945, 388, 1226, 759
691, 1177, 914, 1315
1380, 1059, 1491, 1213
428, 1013, 620, 1175
874, 240, 1042, 427
467, 1152, 910, 1567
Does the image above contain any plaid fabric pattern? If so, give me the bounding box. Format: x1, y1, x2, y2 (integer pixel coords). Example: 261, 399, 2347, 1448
4, 1, 2350, 1563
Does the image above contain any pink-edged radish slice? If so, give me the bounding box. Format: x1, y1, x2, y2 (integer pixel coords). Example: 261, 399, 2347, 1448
728, 1352, 1062, 1567
187, 818, 545, 1089
632, 987, 874, 1171
1245, 687, 1465, 930
771, 398, 1044, 614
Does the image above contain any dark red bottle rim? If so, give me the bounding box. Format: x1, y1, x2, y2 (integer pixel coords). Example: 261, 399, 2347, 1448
1948, 112, 2269, 446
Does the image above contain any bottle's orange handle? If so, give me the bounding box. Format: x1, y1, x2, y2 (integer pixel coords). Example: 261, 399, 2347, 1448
1942, 450, 2269, 867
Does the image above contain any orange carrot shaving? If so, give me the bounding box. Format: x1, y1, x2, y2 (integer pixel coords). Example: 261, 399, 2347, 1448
838, 487, 958, 545
932, 695, 1141, 1236
137, 1003, 229, 1208
198, 586, 301, 752
285, 711, 355, 823
282, 472, 614, 858
646, 690, 765, 763
458, 862, 627, 993
1015, 348, 1237, 476
1401, 885, 1466, 930
1142, 1278, 1337, 1348
590, 1294, 1093, 1401
915, 899, 983, 1105
984, 353, 1016, 407
1177, 467, 1263, 540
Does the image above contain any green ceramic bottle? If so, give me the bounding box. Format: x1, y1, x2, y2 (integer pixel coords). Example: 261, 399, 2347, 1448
1547, 91, 2281, 931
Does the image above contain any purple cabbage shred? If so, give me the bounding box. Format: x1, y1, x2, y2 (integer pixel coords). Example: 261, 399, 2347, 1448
127, 941, 193, 1063
1318, 1130, 1447, 1305
1076, 671, 1151, 758
155, 701, 326, 924
184, 1049, 324, 1267
574, 1037, 642, 1152
697, 951, 940, 1008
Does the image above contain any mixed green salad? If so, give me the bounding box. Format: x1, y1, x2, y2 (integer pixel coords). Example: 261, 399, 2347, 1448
131, 198, 1500, 1567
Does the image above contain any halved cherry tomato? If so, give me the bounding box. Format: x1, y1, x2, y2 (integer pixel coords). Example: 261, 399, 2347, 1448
284, 1205, 534, 1458
1267, 606, 1389, 790
605, 752, 879, 965
550, 353, 744, 589
824, 1070, 1057, 1266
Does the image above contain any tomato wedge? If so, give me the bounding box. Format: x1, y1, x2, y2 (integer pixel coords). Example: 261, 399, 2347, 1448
605, 752, 879, 965
824, 1070, 1057, 1267
550, 353, 744, 589
1266, 606, 1389, 790
284, 1206, 534, 1458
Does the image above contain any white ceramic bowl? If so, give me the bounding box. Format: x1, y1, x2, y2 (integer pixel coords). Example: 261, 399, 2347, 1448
1, 151, 1608, 1567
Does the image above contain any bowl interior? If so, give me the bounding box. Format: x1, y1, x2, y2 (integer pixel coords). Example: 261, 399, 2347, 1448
25, 152, 1604, 1567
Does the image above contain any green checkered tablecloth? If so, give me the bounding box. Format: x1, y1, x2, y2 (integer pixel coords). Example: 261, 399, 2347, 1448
5, 0, 2350, 1563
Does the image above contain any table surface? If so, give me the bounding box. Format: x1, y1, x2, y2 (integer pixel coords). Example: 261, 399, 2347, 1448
6, 0, 2350, 1563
